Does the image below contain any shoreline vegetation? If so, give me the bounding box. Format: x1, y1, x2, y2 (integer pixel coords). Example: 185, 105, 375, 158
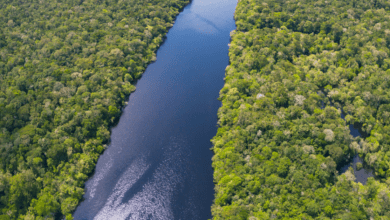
0, 0, 189, 219
212, 0, 390, 219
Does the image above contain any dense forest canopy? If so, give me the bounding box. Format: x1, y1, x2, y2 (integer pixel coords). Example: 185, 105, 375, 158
212, 0, 390, 219
0, 0, 188, 219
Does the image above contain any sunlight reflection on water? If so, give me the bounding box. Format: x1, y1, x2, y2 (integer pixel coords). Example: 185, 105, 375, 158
94, 138, 193, 220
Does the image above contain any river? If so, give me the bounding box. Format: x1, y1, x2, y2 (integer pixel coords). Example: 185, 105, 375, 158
73, 0, 237, 219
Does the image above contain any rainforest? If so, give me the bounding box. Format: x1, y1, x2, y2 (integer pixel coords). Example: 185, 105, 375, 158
2, 0, 390, 219
0, 0, 188, 219
212, 0, 390, 219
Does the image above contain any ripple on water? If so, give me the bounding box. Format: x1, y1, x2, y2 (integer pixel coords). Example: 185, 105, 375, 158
93, 138, 191, 220
88, 151, 114, 199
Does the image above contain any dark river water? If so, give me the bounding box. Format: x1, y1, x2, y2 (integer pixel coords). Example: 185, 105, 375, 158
73, 0, 237, 219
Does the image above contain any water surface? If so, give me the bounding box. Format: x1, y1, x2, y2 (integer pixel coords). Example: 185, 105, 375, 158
73, 0, 237, 219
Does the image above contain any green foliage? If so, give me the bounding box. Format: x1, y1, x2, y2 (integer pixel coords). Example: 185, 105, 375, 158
212, 0, 390, 219
0, 0, 189, 218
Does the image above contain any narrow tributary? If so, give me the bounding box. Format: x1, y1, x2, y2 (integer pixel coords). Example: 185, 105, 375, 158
319, 92, 374, 185
73, 0, 237, 219
339, 111, 374, 185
